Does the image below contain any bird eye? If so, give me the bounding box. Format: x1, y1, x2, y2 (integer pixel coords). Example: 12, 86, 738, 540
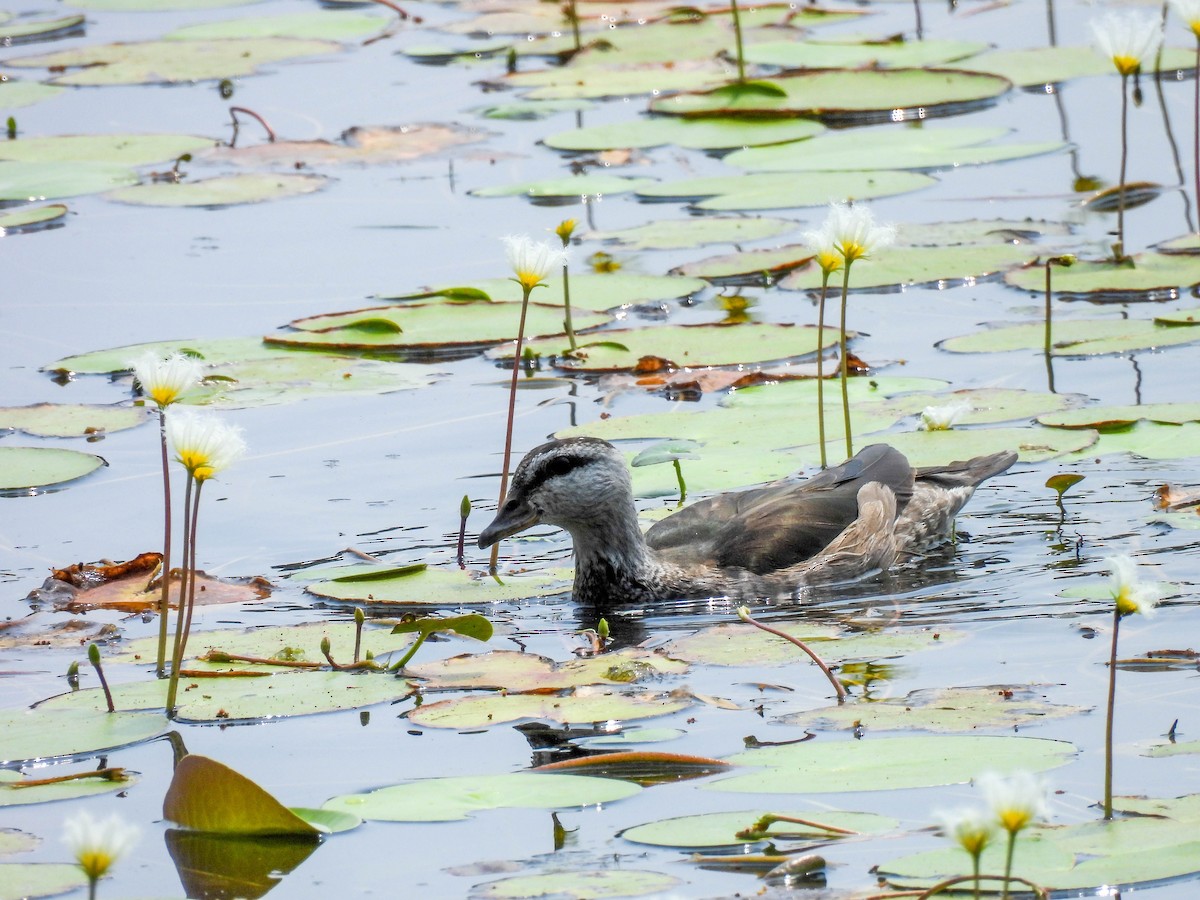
545, 456, 578, 479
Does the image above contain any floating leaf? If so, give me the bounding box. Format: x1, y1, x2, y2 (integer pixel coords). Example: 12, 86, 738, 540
1037, 403, 1200, 429
508, 323, 844, 371
164, 755, 321, 836
534, 750, 729, 785
672, 244, 813, 282
940, 316, 1200, 356
387, 273, 707, 312
587, 216, 797, 250
0, 134, 213, 166
0, 161, 136, 202
1156, 306, 1200, 324
0, 446, 106, 491
108, 173, 328, 207
478, 99, 592, 120
0, 708, 168, 766
471, 174, 656, 200
166, 11, 390, 41
7, 38, 342, 86
1046, 473, 1085, 495
71, 0, 256, 8
405, 689, 692, 729
851, 426, 1095, 466
781, 685, 1088, 733
508, 61, 733, 101
727, 125, 1062, 172
0, 81, 64, 110
711, 735, 1076, 794
632, 440, 702, 467
742, 37, 986, 70
620, 809, 896, 848
1005, 252, 1200, 299
874, 387, 1078, 426
304, 565, 571, 605
1143, 741, 1200, 757
649, 68, 1012, 123
666, 623, 958, 667
0, 14, 85, 45
0, 403, 147, 438
0, 830, 36, 856
1066, 421, 1200, 460
959, 45, 1198, 87
543, 117, 823, 151
323, 772, 641, 822
405, 648, 686, 692
0, 865, 87, 900
267, 302, 609, 352
0, 768, 138, 808
781, 243, 1044, 291
475, 870, 682, 899
636, 169, 935, 211
207, 124, 492, 167
391, 613, 493, 643
0, 204, 67, 234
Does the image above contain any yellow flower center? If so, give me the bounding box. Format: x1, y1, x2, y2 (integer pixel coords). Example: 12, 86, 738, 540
513, 272, 547, 292
1112, 55, 1141, 76
998, 809, 1031, 833
816, 250, 843, 275
1115, 587, 1139, 617
149, 385, 182, 407
838, 240, 868, 264
76, 850, 116, 880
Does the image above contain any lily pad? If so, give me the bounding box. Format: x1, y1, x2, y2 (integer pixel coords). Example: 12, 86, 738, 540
324, 772, 640, 822
471, 173, 656, 200
0, 768, 139, 807
1005, 252, 1200, 300
672, 244, 813, 282
70, 0, 257, 8
875, 387, 1078, 426
781, 243, 1044, 291
0, 708, 168, 765
0, 134, 213, 166
847, 426, 1095, 466
586, 216, 796, 250
509, 323, 843, 371
0, 446, 106, 491
48, 336, 275, 374
166, 11, 390, 41
304, 564, 571, 605
1066, 421, 1200, 460
636, 169, 936, 211
0, 865, 87, 900
649, 68, 1012, 123
782, 685, 1088, 732
711, 735, 1076, 794
1156, 306, 1200, 324
507, 61, 734, 101
620, 808, 897, 848
959, 45, 1198, 87
0, 204, 68, 234
0, 830, 36, 855
0, 161, 137, 202
406, 689, 692, 729
742, 37, 986, 70
1037, 403, 1200, 429
940, 316, 1200, 356
666, 623, 958, 667
164, 755, 321, 836
478, 99, 592, 120
0, 81, 64, 110
406, 648, 686, 691
207, 124, 492, 167
387, 273, 707, 312
727, 125, 1063, 172
543, 116, 824, 151
0, 14, 85, 45
0, 403, 148, 438
7, 38, 342, 86
475, 870, 682, 899
1144, 740, 1200, 757
107, 173, 328, 207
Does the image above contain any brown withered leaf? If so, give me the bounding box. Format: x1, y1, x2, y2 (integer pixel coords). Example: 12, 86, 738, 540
1155, 484, 1200, 511
207, 123, 493, 167
0, 614, 117, 650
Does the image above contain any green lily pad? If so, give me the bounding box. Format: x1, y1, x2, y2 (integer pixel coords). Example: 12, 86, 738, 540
0, 134, 213, 166
0, 446, 107, 491
1156, 306, 1200, 324
893, 218, 1073, 246
543, 116, 824, 151
1038, 403, 1200, 429
478, 99, 592, 120
621, 809, 897, 848
48, 336, 275, 374
0, 403, 148, 438
0, 81, 64, 110
0, 865, 87, 900
166, 11, 390, 42
941, 316, 1200, 356
107, 173, 328, 207
38, 670, 414, 723
636, 169, 935, 211
0, 14, 85, 45
406, 648, 686, 691
405, 689, 692, 729
672, 244, 813, 282
475, 870, 682, 899
510, 323, 843, 371
304, 565, 571, 605
1067, 421, 1200, 460
875, 387, 1078, 426
846, 426, 1095, 466
959, 45, 1198, 87
388, 273, 707, 312
0, 708, 168, 765
323, 772, 640, 822
665, 623, 959, 667
723, 375, 950, 409
1143, 740, 1200, 757
711, 735, 1076, 794
7, 38, 342, 86
727, 125, 1063, 172
1005, 252, 1200, 299
742, 37, 986, 70
0, 768, 139, 807
649, 68, 1012, 122
0, 830, 36, 855
507, 61, 733, 101
0, 204, 68, 234
164, 755, 321, 836
782, 685, 1088, 732
0, 161, 137, 202
781, 243, 1044, 291
70, 0, 256, 9
586, 216, 797, 250
471, 173, 656, 200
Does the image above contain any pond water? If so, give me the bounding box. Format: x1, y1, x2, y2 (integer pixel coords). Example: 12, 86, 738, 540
2, 0, 1200, 896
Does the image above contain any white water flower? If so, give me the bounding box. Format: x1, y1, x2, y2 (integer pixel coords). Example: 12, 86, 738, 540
63, 810, 139, 882
816, 202, 896, 266
1171, 0, 1200, 38
1091, 11, 1163, 76
129, 352, 204, 409
934, 806, 997, 857
503, 234, 568, 292
802, 220, 844, 276
977, 771, 1050, 835
920, 401, 973, 431
167, 409, 246, 482
1106, 554, 1165, 618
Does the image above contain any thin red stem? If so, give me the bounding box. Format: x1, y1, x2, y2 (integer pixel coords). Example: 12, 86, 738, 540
489, 284, 534, 573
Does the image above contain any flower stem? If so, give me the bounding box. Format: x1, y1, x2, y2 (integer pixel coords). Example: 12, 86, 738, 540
165, 476, 194, 716
730, 0, 746, 83
178, 481, 203, 662
1105, 606, 1120, 820
839, 262, 854, 460
1001, 831, 1016, 900
816, 270, 830, 469
1116, 71, 1129, 261
672, 458, 687, 503
561, 261, 577, 351
490, 284, 535, 574
154, 411, 173, 678
1193, 39, 1199, 230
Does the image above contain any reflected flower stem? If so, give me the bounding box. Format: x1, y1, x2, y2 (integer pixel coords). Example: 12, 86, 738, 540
154, 413, 173, 677
1104, 606, 1121, 819
816, 269, 831, 469
839, 261, 855, 459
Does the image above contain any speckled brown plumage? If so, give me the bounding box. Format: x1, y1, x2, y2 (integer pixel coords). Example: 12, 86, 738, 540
478, 437, 1016, 605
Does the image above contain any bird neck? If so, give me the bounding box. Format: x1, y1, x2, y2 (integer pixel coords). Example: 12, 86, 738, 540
561, 494, 668, 603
